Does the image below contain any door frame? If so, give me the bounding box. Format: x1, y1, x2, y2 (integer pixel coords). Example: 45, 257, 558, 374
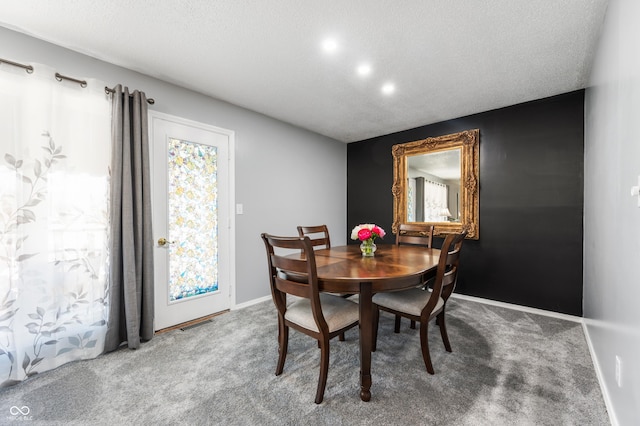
148, 110, 236, 326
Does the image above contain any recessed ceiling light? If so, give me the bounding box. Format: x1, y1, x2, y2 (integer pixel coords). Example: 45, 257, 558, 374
381, 83, 395, 95
357, 64, 372, 77
321, 38, 338, 53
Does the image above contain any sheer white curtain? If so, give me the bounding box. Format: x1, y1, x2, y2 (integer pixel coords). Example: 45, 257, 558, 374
424, 179, 448, 222
0, 64, 111, 386
407, 178, 416, 222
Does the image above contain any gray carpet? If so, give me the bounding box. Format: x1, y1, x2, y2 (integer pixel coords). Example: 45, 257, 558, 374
0, 298, 609, 425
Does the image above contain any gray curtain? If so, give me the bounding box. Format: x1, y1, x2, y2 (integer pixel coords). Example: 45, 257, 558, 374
106, 85, 154, 351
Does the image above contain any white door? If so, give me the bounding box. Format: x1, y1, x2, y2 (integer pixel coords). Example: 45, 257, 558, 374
150, 112, 234, 330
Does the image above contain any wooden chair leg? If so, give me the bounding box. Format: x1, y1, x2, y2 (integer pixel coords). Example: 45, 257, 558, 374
410, 320, 416, 329
372, 305, 379, 352
437, 311, 452, 352
394, 314, 401, 333
339, 333, 345, 341
276, 321, 288, 376
419, 320, 434, 375
315, 338, 330, 404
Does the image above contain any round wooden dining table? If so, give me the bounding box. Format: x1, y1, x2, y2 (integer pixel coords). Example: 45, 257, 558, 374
309, 243, 441, 401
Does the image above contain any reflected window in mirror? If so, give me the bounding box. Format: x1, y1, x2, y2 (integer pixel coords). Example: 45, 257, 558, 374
407, 148, 461, 223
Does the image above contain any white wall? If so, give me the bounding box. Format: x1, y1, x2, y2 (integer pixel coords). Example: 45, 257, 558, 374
584, 0, 640, 424
0, 27, 347, 305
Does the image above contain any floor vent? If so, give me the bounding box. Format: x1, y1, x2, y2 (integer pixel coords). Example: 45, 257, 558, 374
180, 319, 212, 331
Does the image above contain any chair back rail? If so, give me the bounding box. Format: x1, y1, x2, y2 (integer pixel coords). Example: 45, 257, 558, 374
428, 231, 466, 308
297, 225, 331, 249
396, 223, 434, 247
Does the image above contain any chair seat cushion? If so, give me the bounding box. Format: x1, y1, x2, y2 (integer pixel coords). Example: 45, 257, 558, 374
286, 293, 359, 333
372, 288, 444, 317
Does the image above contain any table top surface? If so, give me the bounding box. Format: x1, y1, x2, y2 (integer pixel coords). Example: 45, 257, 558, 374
308, 244, 441, 293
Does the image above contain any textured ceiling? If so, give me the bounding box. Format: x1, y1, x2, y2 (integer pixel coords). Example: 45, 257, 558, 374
0, 1, 609, 142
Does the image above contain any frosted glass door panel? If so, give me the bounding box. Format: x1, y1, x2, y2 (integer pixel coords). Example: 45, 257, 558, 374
168, 138, 218, 302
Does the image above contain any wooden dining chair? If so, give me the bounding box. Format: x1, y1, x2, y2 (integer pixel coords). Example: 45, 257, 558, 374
297, 224, 331, 249
261, 233, 359, 404
395, 223, 435, 330
372, 230, 467, 374
396, 222, 434, 247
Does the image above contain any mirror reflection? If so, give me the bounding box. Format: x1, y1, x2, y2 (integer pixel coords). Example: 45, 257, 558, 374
407, 149, 461, 223
392, 129, 479, 239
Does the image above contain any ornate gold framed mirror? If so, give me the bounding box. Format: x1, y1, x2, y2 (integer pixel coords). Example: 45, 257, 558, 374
392, 129, 479, 239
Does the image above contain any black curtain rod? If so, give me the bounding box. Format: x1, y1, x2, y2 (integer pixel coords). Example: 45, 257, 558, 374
105, 86, 155, 104
1, 56, 154, 104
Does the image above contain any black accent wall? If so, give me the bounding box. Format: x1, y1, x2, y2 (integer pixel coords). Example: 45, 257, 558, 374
347, 91, 584, 316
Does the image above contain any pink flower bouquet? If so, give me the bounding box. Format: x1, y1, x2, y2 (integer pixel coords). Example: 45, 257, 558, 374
351, 224, 385, 243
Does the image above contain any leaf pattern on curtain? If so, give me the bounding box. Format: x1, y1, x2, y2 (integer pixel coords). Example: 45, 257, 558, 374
0, 64, 110, 387
423, 179, 448, 222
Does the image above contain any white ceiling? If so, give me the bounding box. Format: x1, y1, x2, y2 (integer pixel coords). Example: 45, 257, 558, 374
409, 149, 461, 181
1, 1, 609, 143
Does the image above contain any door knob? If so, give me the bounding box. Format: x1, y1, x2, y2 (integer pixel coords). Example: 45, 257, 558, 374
157, 237, 175, 246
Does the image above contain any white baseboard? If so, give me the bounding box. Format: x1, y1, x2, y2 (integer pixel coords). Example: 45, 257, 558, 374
582, 319, 618, 426
452, 293, 617, 425
450, 293, 583, 323
232, 294, 271, 310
